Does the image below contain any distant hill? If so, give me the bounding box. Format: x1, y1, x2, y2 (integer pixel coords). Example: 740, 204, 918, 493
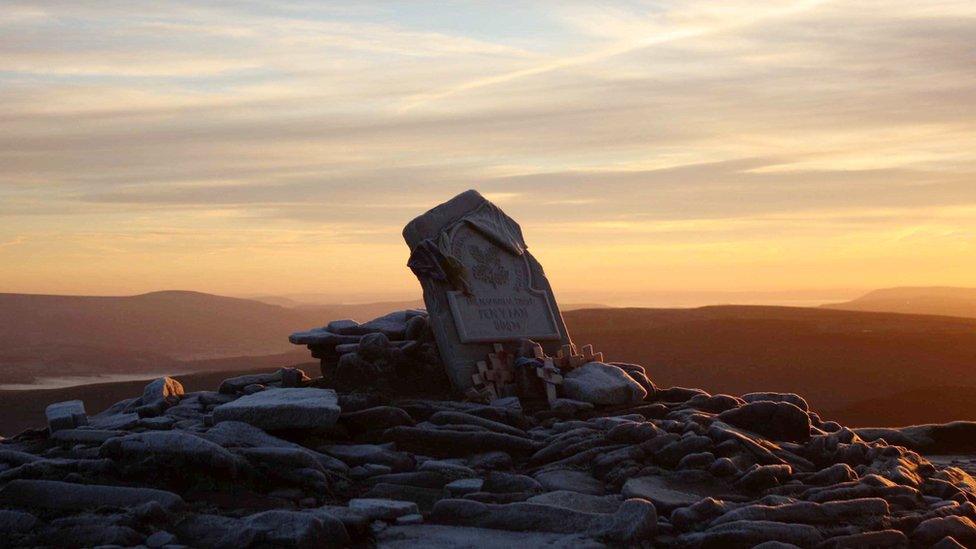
826, 386, 976, 427
823, 287, 976, 319
565, 306, 976, 417
7, 290, 976, 428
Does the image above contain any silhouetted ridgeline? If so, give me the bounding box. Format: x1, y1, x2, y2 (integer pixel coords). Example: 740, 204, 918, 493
824, 286, 976, 319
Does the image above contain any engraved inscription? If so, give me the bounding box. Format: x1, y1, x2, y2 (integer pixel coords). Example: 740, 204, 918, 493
445, 225, 560, 343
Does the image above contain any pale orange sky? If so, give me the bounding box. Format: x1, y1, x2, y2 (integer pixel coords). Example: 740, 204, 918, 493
1, 1, 975, 305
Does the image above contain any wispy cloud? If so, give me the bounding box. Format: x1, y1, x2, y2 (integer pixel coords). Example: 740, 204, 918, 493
1, 1, 975, 295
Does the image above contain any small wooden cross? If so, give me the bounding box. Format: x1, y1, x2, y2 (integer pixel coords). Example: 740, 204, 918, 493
579, 344, 604, 364
535, 357, 563, 405
551, 343, 604, 371
470, 343, 516, 401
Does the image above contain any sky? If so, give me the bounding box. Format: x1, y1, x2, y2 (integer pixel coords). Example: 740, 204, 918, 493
1, 1, 975, 305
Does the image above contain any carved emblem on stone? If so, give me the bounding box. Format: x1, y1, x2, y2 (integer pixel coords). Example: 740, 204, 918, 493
468, 245, 510, 288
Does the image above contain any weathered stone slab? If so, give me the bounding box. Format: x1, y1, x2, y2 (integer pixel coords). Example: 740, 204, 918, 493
212, 388, 340, 431
0, 479, 184, 512
403, 190, 571, 391
45, 400, 88, 432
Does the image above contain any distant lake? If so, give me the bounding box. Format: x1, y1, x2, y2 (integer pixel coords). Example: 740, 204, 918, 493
0, 373, 180, 391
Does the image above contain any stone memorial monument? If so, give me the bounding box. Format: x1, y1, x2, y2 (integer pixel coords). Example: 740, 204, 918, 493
403, 190, 572, 391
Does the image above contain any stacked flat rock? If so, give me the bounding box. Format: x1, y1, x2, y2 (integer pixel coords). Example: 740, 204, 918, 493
290, 310, 447, 395
6, 370, 976, 548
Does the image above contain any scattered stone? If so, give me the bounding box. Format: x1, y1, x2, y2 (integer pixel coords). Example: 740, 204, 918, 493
219, 371, 283, 394
483, 471, 543, 494
913, 515, 976, 546
0, 479, 184, 512
0, 509, 38, 534
430, 498, 656, 543
562, 362, 647, 406
340, 406, 414, 433
718, 401, 812, 443
680, 519, 824, 547
446, 478, 484, 497
45, 400, 88, 432
349, 498, 420, 521
51, 429, 126, 445
383, 426, 539, 457
375, 524, 604, 548
244, 509, 349, 548
362, 483, 446, 513
742, 391, 810, 411
396, 513, 424, 525
213, 387, 340, 431
527, 491, 623, 514
139, 376, 184, 416
534, 469, 605, 495
322, 443, 413, 471
622, 475, 716, 513
550, 398, 595, 415
145, 530, 178, 548
100, 431, 249, 476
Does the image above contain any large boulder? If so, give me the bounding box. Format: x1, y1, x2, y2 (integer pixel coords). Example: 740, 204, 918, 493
718, 401, 811, 443
561, 362, 647, 406
213, 388, 341, 431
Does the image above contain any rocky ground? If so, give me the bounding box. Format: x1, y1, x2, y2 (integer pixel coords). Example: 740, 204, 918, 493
4, 314, 976, 547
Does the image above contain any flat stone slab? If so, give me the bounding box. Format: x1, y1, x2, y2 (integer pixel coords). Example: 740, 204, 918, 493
0, 479, 184, 512
51, 429, 126, 445
349, 498, 420, 521
376, 524, 606, 548
622, 475, 726, 513
213, 388, 340, 431
45, 400, 88, 432
534, 469, 605, 495
526, 491, 623, 514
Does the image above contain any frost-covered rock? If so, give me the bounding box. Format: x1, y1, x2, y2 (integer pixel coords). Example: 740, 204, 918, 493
562, 362, 647, 406
45, 400, 88, 432
213, 387, 340, 431
718, 400, 811, 443
100, 431, 249, 476
0, 479, 184, 512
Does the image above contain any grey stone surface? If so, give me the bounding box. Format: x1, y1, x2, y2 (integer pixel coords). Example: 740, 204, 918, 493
562, 362, 647, 406
402, 190, 571, 391
321, 443, 413, 471
376, 524, 606, 548
526, 491, 623, 514
621, 475, 713, 513
0, 509, 38, 534
349, 498, 420, 521
212, 387, 340, 431
45, 400, 88, 432
244, 509, 349, 548
718, 401, 812, 443
429, 498, 656, 543
0, 479, 184, 511
100, 431, 249, 476
142, 376, 184, 403
218, 371, 283, 394
534, 469, 605, 495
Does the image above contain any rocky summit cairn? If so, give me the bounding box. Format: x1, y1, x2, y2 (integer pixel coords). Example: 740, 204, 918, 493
6, 193, 976, 547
